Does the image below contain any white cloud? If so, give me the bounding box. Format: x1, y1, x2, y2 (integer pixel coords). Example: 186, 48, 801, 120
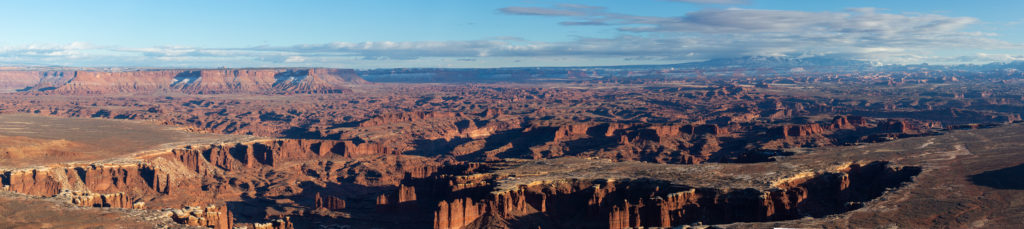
499, 5, 1021, 63
284, 56, 306, 63
666, 0, 749, 4
499, 7, 586, 16
0, 5, 1021, 68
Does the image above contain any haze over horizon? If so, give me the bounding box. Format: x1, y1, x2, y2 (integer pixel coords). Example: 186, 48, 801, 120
2, 0, 1023, 68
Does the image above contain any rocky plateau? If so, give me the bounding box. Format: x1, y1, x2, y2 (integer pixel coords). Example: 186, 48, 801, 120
0, 67, 1022, 228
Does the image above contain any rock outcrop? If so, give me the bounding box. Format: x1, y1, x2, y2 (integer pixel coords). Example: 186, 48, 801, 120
315, 193, 346, 210
878, 119, 913, 134
830, 115, 868, 130
774, 123, 826, 138
67, 192, 140, 209
252, 217, 294, 229
171, 205, 234, 228
434, 197, 487, 229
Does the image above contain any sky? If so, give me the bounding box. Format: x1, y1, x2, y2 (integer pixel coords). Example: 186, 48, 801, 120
0, 0, 1022, 68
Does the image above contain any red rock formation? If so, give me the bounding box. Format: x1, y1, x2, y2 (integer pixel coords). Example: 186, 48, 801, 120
252, 217, 294, 229
399, 184, 418, 203
360, 112, 459, 127
315, 193, 346, 210
69, 192, 139, 209
0, 71, 44, 91
830, 115, 868, 130
878, 119, 913, 134
377, 184, 419, 207
1, 170, 62, 196
418, 162, 919, 228
648, 124, 684, 139
434, 197, 486, 229
682, 124, 729, 137
171, 205, 234, 229
1, 164, 167, 197
774, 124, 826, 138
603, 123, 630, 137
338, 140, 391, 158
552, 123, 595, 142
1, 164, 169, 199
762, 123, 832, 149
171, 139, 394, 172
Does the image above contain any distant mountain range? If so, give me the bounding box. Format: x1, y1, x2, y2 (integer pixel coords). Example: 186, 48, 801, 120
0, 68, 366, 94
680, 56, 874, 68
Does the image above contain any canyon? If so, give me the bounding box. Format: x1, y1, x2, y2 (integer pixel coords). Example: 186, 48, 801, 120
0, 67, 1022, 228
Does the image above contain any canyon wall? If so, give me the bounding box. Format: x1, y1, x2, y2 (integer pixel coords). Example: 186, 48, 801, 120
421, 161, 921, 228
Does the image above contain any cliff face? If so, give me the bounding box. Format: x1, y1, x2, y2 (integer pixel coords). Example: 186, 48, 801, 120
420, 162, 920, 229
0, 133, 924, 229
830, 115, 868, 130
0, 68, 365, 94
171, 205, 235, 229
68, 192, 142, 209
172, 139, 393, 173
315, 193, 346, 210
0, 164, 167, 197
0, 71, 44, 92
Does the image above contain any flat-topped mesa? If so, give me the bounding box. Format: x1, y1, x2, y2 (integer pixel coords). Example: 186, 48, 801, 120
830, 115, 869, 130
877, 119, 919, 134
426, 161, 920, 229
2, 68, 366, 94
774, 123, 827, 138
0, 71, 45, 92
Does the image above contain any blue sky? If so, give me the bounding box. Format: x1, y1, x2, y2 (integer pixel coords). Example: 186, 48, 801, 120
1, 0, 1022, 68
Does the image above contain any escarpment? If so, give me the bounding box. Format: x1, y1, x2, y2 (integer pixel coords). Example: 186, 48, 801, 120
315, 193, 346, 210
0, 68, 365, 95
0, 163, 167, 197
0, 108, 1010, 228
400, 116, 935, 164
171, 139, 393, 172
0, 71, 44, 92
333, 160, 921, 228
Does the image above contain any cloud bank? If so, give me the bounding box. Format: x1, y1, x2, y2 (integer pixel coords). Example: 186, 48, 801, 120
1, 4, 1020, 68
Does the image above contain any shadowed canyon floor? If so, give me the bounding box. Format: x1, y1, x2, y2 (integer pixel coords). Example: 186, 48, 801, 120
0, 68, 1022, 228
